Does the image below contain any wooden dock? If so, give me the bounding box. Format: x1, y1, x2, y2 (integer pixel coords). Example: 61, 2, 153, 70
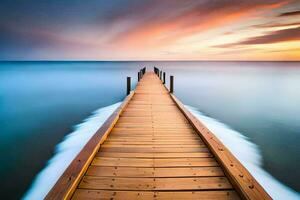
46, 71, 271, 199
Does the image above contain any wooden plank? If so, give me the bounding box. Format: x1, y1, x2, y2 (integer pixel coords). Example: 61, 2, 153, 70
119, 117, 190, 121
120, 112, 184, 116
114, 126, 194, 130
91, 157, 218, 167
109, 135, 198, 138
111, 129, 197, 134
101, 143, 206, 148
110, 130, 197, 133
116, 122, 191, 126
170, 94, 271, 199
110, 131, 197, 134
103, 141, 204, 145
105, 140, 201, 144
107, 137, 201, 141
72, 190, 240, 200
109, 132, 198, 136
105, 139, 201, 142
97, 152, 213, 158
66, 72, 269, 200
86, 166, 224, 177
101, 144, 205, 148
107, 134, 200, 138
78, 177, 233, 190
45, 92, 135, 200
119, 115, 189, 118
100, 147, 209, 153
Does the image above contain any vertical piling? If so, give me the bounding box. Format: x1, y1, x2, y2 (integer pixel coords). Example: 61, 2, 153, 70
163, 72, 166, 84
154, 67, 158, 75
170, 76, 174, 93
127, 77, 131, 95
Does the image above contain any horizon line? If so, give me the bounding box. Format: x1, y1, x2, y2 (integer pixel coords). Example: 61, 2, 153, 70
1, 60, 300, 62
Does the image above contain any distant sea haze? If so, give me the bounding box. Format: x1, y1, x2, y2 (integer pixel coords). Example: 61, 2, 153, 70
0, 61, 299, 199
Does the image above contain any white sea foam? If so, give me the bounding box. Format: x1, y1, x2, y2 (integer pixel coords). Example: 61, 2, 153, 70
186, 105, 300, 200
23, 102, 121, 200
23, 101, 300, 200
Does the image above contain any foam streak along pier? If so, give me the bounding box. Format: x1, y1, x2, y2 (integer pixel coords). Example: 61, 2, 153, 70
46, 70, 271, 200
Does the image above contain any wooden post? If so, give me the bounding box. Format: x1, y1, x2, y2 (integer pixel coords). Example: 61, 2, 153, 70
163, 72, 166, 84
127, 77, 131, 95
170, 76, 174, 93
138, 72, 140, 82
154, 67, 158, 75
160, 71, 162, 81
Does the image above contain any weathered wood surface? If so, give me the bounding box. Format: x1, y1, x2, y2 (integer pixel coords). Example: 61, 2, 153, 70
170, 94, 272, 200
45, 92, 134, 200
73, 190, 240, 200
48, 72, 271, 199
71, 72, 240, 200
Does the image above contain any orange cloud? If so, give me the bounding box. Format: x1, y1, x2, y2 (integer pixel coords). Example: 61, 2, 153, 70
215, 26, 300, 48
108, 0, 291, 50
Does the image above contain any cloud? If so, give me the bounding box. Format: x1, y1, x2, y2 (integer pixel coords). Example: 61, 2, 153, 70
278, 10, 300, 16
254, 22, 300, 28
106, 0, 291, 48
268, 47, 300, 52
214, 26, 300, 48
0, 0, 298, 60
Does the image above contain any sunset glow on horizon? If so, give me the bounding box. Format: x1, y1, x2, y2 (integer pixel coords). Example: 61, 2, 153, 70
1, 0, 300, 60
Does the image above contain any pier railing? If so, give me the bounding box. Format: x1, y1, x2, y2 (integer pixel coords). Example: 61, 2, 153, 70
154, 67, 174, 93
127, 67, 146, 95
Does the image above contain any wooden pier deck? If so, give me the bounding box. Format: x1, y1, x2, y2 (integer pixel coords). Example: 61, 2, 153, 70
46, 72, 271, 200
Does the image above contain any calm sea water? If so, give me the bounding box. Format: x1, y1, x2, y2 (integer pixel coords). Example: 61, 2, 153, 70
0, 61, 299, 199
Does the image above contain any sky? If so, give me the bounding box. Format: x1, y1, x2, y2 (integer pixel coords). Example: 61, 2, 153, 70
0, 0, 300, 61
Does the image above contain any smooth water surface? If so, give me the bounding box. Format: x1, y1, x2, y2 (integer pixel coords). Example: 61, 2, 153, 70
0, 61, 299, 199
161, 61, 300, 193
0, 61, 138, 199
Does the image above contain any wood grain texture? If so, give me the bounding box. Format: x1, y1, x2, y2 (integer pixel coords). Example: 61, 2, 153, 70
96, 152, 213, 158
91, 157, 219, 167
72, 190, 240, 200
78, 176, 233, 190
170, 94, 272, 199
86, 166, 224, 177
47, 72, 270, 199
45, 92, 134, 200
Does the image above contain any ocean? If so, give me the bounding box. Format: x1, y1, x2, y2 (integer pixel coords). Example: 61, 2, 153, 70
0, 61, 299, 199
